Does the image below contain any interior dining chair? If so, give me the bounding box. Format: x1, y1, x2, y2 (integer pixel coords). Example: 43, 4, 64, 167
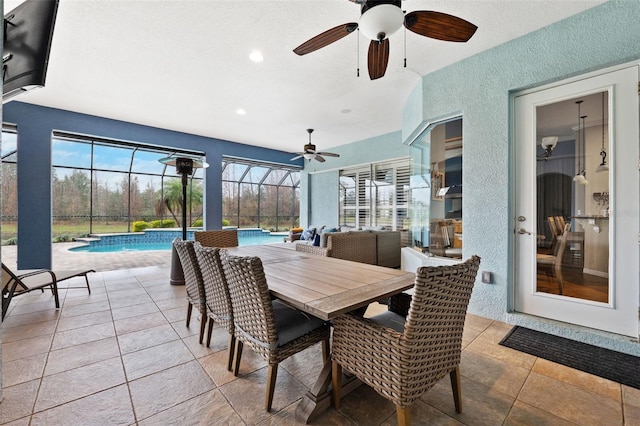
194, 242, 235, 371
537, 223, 570, 295
221, 251, 331, 412
172, 239, 207, 344
331, 255, 481, 426
194, 229, 239, 248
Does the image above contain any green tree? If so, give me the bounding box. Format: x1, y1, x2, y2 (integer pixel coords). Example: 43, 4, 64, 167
159, 178, 203, 227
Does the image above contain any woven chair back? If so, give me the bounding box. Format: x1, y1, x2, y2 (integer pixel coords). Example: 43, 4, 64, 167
194, 243, 234, 334
194, 230, 239, 248
403, 255, 480, 367
221, 252, 277, 359
172, 239, 205, 310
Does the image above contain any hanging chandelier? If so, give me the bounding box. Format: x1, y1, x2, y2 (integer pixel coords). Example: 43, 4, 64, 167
573, 100, 588, 185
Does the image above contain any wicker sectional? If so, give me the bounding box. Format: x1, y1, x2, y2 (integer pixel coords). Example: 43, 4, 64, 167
295, 230, 401, 268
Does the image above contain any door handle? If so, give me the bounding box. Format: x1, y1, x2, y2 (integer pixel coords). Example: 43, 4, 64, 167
517, 228, 532, 235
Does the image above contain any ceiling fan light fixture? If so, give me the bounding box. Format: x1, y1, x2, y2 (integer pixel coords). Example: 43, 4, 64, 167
359, 4, 404, 41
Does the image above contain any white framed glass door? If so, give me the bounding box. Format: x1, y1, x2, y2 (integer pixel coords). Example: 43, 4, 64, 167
514, 65, 639, 337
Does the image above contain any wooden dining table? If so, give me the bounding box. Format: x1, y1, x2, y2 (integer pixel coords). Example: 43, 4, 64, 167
225, 243, 415, 422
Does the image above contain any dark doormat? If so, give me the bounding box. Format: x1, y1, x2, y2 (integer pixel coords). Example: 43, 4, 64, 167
499, 326, 640, 390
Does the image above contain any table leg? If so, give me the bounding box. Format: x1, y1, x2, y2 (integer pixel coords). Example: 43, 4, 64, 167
295, 358, 362, 423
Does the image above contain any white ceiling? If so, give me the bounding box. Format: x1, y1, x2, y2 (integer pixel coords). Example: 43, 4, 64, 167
5, 0, 606, 154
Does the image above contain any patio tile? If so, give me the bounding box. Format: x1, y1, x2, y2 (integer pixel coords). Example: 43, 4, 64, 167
51, 321, 115, 350
59, 300, 111, 318
0, 379, 40, 424
3, 352, 47, 387
503, 400, 575, 426
1, 309, 60, 328
532, 357, 621, 401
336, 382, 396, 425
30, 384, 135, 426
459, 349, 530, 397
2, 334, 53, 362
56, 309, 112, 332
122, 339, 194, 381
108, 293, 154, 309
111, 301, 160, 321
114, 311, 169, 335
34, 357, 126, 412
517, 372, 623, 425
45, 337, 120, 376
1, 319, 57, 343
118, 323, 180, 354
129, 360, 214, 421
138, 389, 241, 425
218, 366, 308, 425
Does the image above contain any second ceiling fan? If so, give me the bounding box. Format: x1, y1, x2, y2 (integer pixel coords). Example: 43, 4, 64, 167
293, 0, 477, 80
291, 129, 340, 163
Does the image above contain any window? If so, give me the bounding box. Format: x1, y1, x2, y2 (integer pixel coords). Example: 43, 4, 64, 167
221, 157, 300, 231
51, 133, 205, 239
407, 118, 463, 258
339, 160, 410, 231
1, 126, 18, 244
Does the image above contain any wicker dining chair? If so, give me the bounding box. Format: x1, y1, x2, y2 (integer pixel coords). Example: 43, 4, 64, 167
172, 239, 207, 344
221, 251, 331, 412
332, 255, 481, 426
194, 243, 235, 371
194, 229, 239, 248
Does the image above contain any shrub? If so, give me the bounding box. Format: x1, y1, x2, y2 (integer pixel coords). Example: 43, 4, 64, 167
222, 219, 230, 226
132, 221, 149, 232
148, 219, 176, 228
191, 219, 203, 227
3, 238, 17, 246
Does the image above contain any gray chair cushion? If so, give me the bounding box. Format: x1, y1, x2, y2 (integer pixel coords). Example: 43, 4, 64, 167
368, 311, 406, 333
273, 300, 326, 347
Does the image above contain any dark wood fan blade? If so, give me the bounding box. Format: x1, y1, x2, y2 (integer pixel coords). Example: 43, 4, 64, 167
404, 11, 477, 42
293, 23, 358, 55
316, 152, 340, 157
368, 38, 389, 80
315, 155, 326, 163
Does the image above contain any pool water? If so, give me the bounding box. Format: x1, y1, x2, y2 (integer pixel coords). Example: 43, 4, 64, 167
70, 231, 286, 253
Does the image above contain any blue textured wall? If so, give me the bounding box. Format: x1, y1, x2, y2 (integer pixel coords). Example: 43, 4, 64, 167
305, 1, 640, 354
3, 102, 300, 268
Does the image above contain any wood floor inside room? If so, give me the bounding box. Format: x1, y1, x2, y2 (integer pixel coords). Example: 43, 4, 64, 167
536, 265, 608, 303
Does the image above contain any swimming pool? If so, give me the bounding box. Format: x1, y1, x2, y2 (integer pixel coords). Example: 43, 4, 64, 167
70, 229, 286, 253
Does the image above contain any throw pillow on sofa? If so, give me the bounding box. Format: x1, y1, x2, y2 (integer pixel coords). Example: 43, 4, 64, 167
301, 227, 316, 241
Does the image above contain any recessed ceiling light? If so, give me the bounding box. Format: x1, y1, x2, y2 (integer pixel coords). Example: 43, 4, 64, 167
340, 108, 352, 114
249, 51, 264, 62
236, 108, 246, 115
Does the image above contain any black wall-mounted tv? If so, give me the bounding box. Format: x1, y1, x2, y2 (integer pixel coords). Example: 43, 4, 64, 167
3, 0, 59, 102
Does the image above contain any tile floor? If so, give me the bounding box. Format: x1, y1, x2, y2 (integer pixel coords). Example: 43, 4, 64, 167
1, 263, 640, 425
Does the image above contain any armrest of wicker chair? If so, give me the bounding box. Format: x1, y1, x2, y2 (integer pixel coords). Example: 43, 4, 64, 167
294, 243, 331, 257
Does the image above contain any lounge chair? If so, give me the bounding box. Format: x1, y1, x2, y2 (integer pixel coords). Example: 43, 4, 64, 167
2, 263, 94, 320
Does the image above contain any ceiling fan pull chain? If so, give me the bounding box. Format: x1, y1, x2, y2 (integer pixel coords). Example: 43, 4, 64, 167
403, 17, 407, 68
357, 28, 360, 77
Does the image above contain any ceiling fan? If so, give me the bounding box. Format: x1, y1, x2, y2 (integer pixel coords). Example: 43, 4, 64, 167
291, 129, 340, 163
293, 0, 477, 80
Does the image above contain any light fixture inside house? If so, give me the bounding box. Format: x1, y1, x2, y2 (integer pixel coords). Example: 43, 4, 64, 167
596, 91, 609, 173
573, 101, 588, 185
358, 3, 404, 41
540, 136, 558, 161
